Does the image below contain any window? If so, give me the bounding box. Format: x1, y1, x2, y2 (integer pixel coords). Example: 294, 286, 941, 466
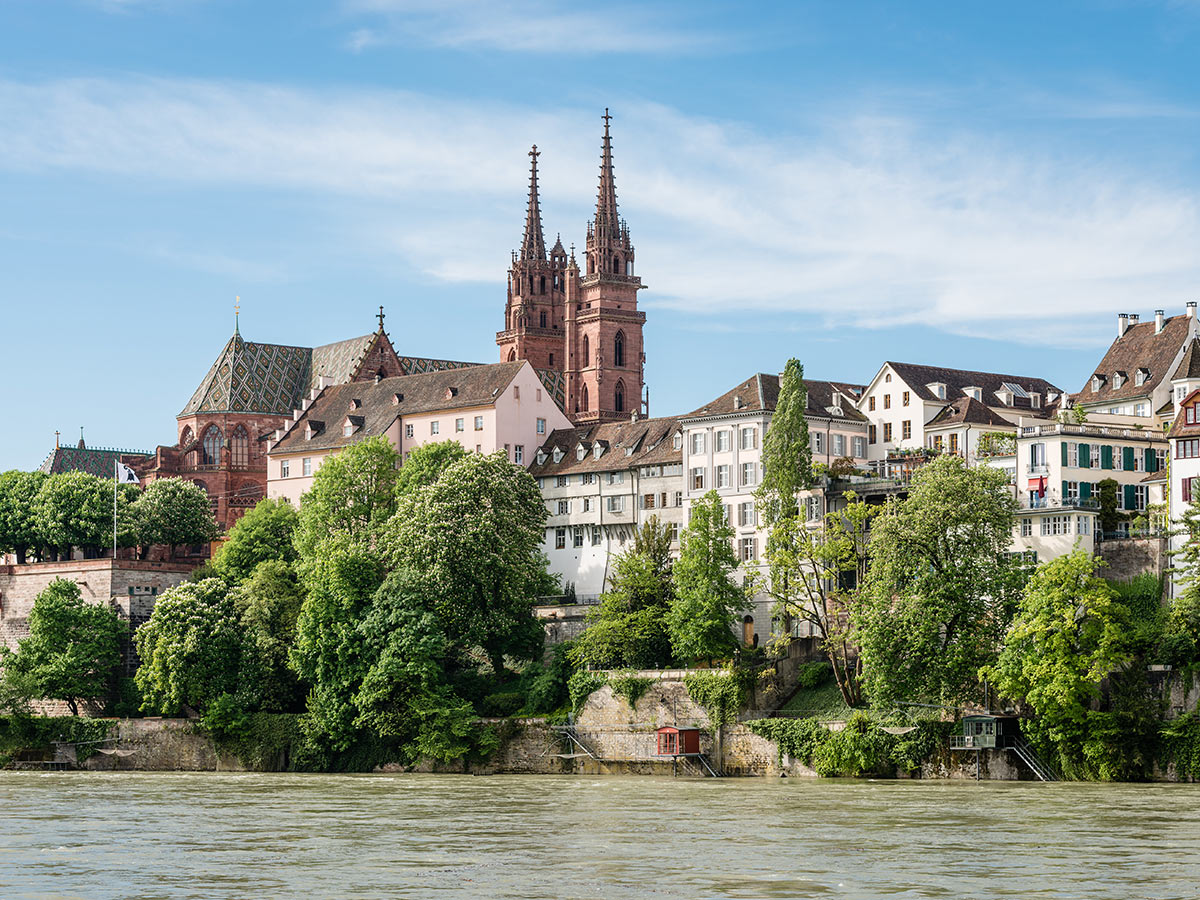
556, 475, 569, 487
869, 396, 876, 411
1185, 478, 1195, 504
474, 416, 484, 431
739, 428, 757, 450
555, 527, 566, 550
812, 432, 824, 454
716, 464, 731, 488
231, 426, 249, 468
280, 459, 290, 478
302, 457, 312, 477
691, 433, 705, 454
739, 537, 757, 563
716, 430, 731, 452
582, 335, 590, 366
476, 445, 481, 453
557, 498, 570, 515
607, 471, 624, 485
1030, 442, 1047, 468
741, 462, 757, 486
455, 418, 464, 432
430, 421, 439, 435
573, 526, 584, 548
805, 496, 823, 522
1065, 481, 1079, 502
853, 436, 866, 458
669, 523, 680, 543
833, 434, 845, 457
692, 467, 706, 490
884, 394, 891, 410
738, 501, 756, 527
1135, 485, 1148, 510
606, 496, 625, 513
343, 423, 354, 437
673, 433, 683, 450
948, 433, 958, 454
1091, 444, 1101, 468
933, 435, 944, 451
614, 381, 625, 413
1135, 403, 1149, 417
1020, 517, 1032, 537
581, 473, 595, 484
903, 391, 910, 406
885, 373, 892, 383
674, 491, 683, 507
1067, 443, 1079, 467
614, 331, 625, 367
1078, 516, 1091, 536
1040, 515, 1071, 536
201, 426, 222, 465
591, 527, 602, 546
902, 420, 912, 441
869, 425, 877, 444
643, 493, 657, 509
883, 423, 893, 443
405, 424, 414, 438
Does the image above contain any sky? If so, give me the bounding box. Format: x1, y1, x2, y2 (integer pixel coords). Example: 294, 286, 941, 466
3, 1, 1200, 469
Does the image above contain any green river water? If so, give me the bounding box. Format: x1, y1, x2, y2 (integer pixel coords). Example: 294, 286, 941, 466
0, 772, 1197, 899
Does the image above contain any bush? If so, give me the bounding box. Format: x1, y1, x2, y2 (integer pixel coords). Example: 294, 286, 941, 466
684, 668, 752, 728
480, 692, 525, 718
609, 673, 655, 711
568, 670, 607, 716
795, 661, 832, 690
746, 715, 952, 777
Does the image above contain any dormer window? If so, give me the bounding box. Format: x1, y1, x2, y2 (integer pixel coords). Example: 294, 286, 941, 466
343, 424, 354, 437
1136, 368, 1150, 387
593, 443, 604, 459
673, 433, 683, 450
995, 390, 1013, 407
964, 387, 982, 401
1092, 375, 1106, 393
535, 449, 547, 466
552, 448, 564, 464
444, 387, 458, 400
349, 398, 362, 410
927, 382, 947, 400
1113, 371, 1126, 390
392, 393, 404, 405
1030, 393, 1041, 409
576, 445, 587, 461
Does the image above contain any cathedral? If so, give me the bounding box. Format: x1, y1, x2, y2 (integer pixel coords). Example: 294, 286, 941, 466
497, 110, 648, 424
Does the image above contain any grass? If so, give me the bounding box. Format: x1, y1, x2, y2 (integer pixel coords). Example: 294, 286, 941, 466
779, 679, 856, 721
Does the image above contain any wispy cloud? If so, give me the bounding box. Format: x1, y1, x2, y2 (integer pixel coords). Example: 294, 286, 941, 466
2, 76, 1199, 347
340, 0, 722, 54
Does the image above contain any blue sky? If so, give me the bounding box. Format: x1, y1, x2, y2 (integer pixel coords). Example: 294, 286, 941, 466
4, 0, 1200, 469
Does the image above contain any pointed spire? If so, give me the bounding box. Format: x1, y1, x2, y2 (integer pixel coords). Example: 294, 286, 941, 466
377, 305, 386, 333
520, 144, 546, 261
234, 295, 241, 334
594, 109, 620, 237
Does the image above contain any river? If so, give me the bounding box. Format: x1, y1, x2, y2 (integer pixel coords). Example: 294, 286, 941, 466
0, 772, 1197, 899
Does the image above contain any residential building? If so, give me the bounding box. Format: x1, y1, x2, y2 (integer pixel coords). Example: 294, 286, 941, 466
529, 416, 684, 598
1167, 388, 1200, 595
857, 361, 1063, 473
497, 112, 647, 425
1074, 306, 1200, 425
266, 360, 571, 505
923, 397, 1018, 466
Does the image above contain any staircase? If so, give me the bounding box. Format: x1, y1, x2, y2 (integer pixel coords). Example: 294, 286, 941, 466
696, 754, 724, 777
1011, 737, 1058, 782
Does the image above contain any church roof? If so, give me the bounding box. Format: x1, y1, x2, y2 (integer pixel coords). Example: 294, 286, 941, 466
39, 443, 151, 477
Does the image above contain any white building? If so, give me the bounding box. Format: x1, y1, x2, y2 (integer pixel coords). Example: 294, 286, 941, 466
1167, 387, 1200, 596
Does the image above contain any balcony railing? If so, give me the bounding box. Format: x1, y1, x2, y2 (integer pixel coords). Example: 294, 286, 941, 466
1020, 422, 1167, 442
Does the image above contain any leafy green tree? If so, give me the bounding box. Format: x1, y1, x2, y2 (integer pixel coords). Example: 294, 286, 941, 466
570, 517, 676, 670
232, 560, 306, 712
135, 478, 219, 555
856, 454, 1019, 708
756, 358, 812, 526
0, 470, 47, 563
667, 490, 749, 663
1096, 478, 1122, 537
295, 436, 399, 558
386, 452, 548, 676
33, 472, 113, 558
4, 578, 125, 714
214, 498, 299, 583
983, 552, 1133, 778
395, 440, 468, 497
135, 578, 242, 715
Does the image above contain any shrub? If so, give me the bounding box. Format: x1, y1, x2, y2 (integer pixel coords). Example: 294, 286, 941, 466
567, 670, 607, 716
480, 692, 525, 718
609, 672, 655, 711
795, 661, 832, 690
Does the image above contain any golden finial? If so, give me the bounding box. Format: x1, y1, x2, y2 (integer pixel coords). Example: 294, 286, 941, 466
234, 296, 241, 333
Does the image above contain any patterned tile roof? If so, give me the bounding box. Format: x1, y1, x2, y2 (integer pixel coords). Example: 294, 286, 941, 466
39, 445, 151, 477
534, 368, 567, 411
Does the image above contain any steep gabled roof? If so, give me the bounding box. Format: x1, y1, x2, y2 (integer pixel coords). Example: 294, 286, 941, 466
1081, 314, 1195, 404
1167, 387, 1200, 440
39, 444, 151, 477
528, 416, 682, 477
925, 396, 1014, 429
1173, 337, 1200, 381
682, 374, 865, 422
885, 361, 1063, 410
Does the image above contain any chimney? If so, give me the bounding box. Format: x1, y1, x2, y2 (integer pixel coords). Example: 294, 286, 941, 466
1117, 312, 1130, 338
1156, 309, 1165, 333
1129, 313, 1140, 326
1189, 302, 1197, 319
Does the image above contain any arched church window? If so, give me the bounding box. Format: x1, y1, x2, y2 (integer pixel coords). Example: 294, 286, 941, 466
614, 331, 625, 368
583, 335, 590, 367
615, 380, 626, 413
540, 310, 547, 328
613, 255, 620, 273
231, 426, 249, 468
201, 426, 223, 466
508, 349, 517, 362
540, 276, 546, 294
179, 426, 193, 448
581, 384, 589, 412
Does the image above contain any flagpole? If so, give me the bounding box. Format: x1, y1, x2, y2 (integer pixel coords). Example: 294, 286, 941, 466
113, 461, 118, 560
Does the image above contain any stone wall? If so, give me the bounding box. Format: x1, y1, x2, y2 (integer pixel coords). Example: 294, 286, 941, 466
1097, 536, 1168, 583
534, 602, 592, 645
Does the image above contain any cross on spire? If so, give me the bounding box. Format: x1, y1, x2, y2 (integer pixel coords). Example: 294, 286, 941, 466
378, 305, 386, 332
520, 144, 546, 262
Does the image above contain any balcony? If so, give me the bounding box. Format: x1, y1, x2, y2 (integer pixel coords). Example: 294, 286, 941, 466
1019, 422, 1167, 443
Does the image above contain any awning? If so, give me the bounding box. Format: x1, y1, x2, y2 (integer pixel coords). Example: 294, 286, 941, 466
1027, 477, 1045, 494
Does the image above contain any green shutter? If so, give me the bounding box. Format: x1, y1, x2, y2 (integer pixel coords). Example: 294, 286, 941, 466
1061, 442, 1069, 466
1062, 480, 1069, 501
1080, 481, 1092, 501
1101, 445, 1114, 469
1123, 446, 1135, 471
1079, 443, 1090, 468
1145, 447, 1158, 473
1124, 484, 1137, 511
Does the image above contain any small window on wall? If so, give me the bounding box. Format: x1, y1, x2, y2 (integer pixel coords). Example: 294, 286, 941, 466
280, 459, 290, 478
302, 458, 312, 477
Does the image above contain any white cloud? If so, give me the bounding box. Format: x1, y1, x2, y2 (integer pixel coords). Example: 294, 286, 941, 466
340, 0, 720, 54
2, 76, 1199, 347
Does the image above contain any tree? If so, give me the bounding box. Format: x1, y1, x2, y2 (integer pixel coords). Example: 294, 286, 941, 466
570, 517, 676, 670
395, 440, 468, 497
983, 552, 1132, 778
214, 498, 299, 583
756, 358, 812, 526
761, 492, 876, 706
1096, 478, 1122, 537
232, 560, 306, 712
32, 472, 112, 558
134, 578, 242, 715
855, 454, 1020, 708
667, 490, 749, 663
135, 478, 219, 554
4, 578, 124, 715
386, 452, 548, 676
294, 436, 399, 558
0, 470, 46, 563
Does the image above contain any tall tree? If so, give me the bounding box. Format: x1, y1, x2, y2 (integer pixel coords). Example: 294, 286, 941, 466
4, 578, 125, 715
385, 452, 548, 676
394, 440, 468, 497
135, 578, 242, 715
32, 472, 113, 558
667, 490, 749, 663
214, 497, 299, 583
294, 436, 399, 558
135, 478, 219, 555
570, 517, 676, 670
756, 358, 812, 526
0, 470, 46, 564
856, 454, 1020, 708
232, 559, 306, 712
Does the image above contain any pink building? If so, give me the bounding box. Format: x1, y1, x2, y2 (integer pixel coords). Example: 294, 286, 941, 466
266, 360, 572, 505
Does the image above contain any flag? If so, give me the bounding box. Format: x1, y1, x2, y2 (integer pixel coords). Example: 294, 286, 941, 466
115, 462, 140, 485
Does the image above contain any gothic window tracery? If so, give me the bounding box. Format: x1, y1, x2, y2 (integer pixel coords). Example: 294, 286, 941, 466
583, 335, 590, 366
231, 426, 249, 468
582, 384, 589, 411
201, 426, 223, 466
614, 380, 625, 413
614, 331, 625, 368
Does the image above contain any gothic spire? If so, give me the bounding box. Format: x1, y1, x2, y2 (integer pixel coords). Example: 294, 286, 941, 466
520, 144, 546, 261
594, 109, 620, 237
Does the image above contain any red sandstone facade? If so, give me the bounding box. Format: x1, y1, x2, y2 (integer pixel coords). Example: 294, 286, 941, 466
498, 111, 647, 424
